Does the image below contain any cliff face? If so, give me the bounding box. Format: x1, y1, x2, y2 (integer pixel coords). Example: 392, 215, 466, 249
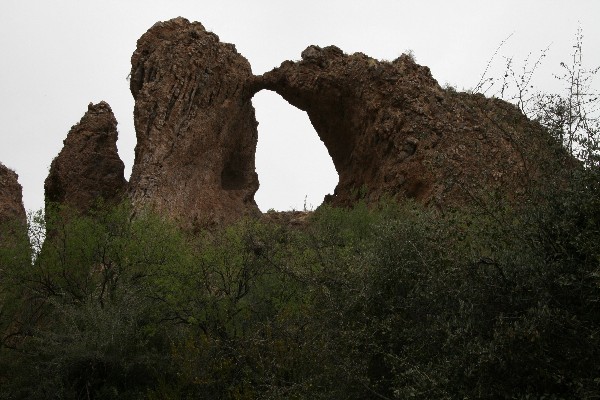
255, 46, 560, 208
128, 17, 260, 230
44, 101, 127, 214
0, 162, 26, 227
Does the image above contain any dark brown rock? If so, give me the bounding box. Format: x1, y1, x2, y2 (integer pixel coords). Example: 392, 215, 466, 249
255, 47, 564, 208
0, 162, 26, 227
53, 20, 563, 231
128, 17, 259, 231
44, 101, 127, 214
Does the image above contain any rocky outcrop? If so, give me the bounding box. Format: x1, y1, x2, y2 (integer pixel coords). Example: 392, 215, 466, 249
255, 46, 563, 208
44, 101, 127, 214
0, 162, 26, 227
128, 17, 260, 231
43, 19, 568, 230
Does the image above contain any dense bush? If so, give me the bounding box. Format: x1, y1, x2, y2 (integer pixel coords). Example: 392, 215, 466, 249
1, 176, 598, 399
1, 37, 598, 398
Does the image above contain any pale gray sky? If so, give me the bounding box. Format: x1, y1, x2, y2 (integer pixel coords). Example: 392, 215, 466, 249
1, 0, 599, 213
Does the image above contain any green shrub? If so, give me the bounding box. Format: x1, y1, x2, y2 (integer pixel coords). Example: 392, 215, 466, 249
1, 186, 599, 398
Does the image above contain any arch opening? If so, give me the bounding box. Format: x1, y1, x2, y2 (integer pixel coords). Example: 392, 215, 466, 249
252, 90, 338, 212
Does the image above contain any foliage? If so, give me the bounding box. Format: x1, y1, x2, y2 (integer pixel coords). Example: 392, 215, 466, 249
0, 182, 598, 399
1, 35, 599, 399
475, 28, 600, 167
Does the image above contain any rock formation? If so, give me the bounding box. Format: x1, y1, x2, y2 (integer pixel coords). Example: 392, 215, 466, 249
255, 46, 563, 208
44, 18, 568, 229
44, 101, 127, 214
128, 17, 260, 230
0, 162, 26, 227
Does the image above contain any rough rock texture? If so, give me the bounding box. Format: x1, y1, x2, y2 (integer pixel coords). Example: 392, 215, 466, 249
46, 20, 565, 230
255, 46, 563, 208
44, 101, 127, 214
0, 162, 26, 227
128, 17, 260, 230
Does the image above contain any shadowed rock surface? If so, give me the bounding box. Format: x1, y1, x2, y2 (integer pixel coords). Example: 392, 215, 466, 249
44, 19, 568, 229
128, 17, 260, 231
44, 101, 127, 214
255, 46, 563, 208
0, 162, 26, 227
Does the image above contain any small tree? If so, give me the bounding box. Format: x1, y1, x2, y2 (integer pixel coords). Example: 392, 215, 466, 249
475, 28, 599, 166
533, 29, 600, 166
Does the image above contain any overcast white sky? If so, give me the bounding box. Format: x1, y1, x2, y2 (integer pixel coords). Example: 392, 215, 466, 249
1, 0, 599, 213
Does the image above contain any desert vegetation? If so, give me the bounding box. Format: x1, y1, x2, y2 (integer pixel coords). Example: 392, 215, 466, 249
1, 165, 599, 399
1, 38, 599, 399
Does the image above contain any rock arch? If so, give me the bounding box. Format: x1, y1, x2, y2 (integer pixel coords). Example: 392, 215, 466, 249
252, 44, 559, 211
43, 18, 568, 230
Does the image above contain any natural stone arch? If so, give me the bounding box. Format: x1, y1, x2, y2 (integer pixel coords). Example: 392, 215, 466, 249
44, 18, 569, 232
252, 44, 562, 210
252, 90, 338, 211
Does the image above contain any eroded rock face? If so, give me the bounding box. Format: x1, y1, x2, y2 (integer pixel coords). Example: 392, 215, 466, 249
255, 46, 562, 208
128, 17, 259, 230
44, 101, 127, 214
44, 21, 566, 230
0, 162, 26, 227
